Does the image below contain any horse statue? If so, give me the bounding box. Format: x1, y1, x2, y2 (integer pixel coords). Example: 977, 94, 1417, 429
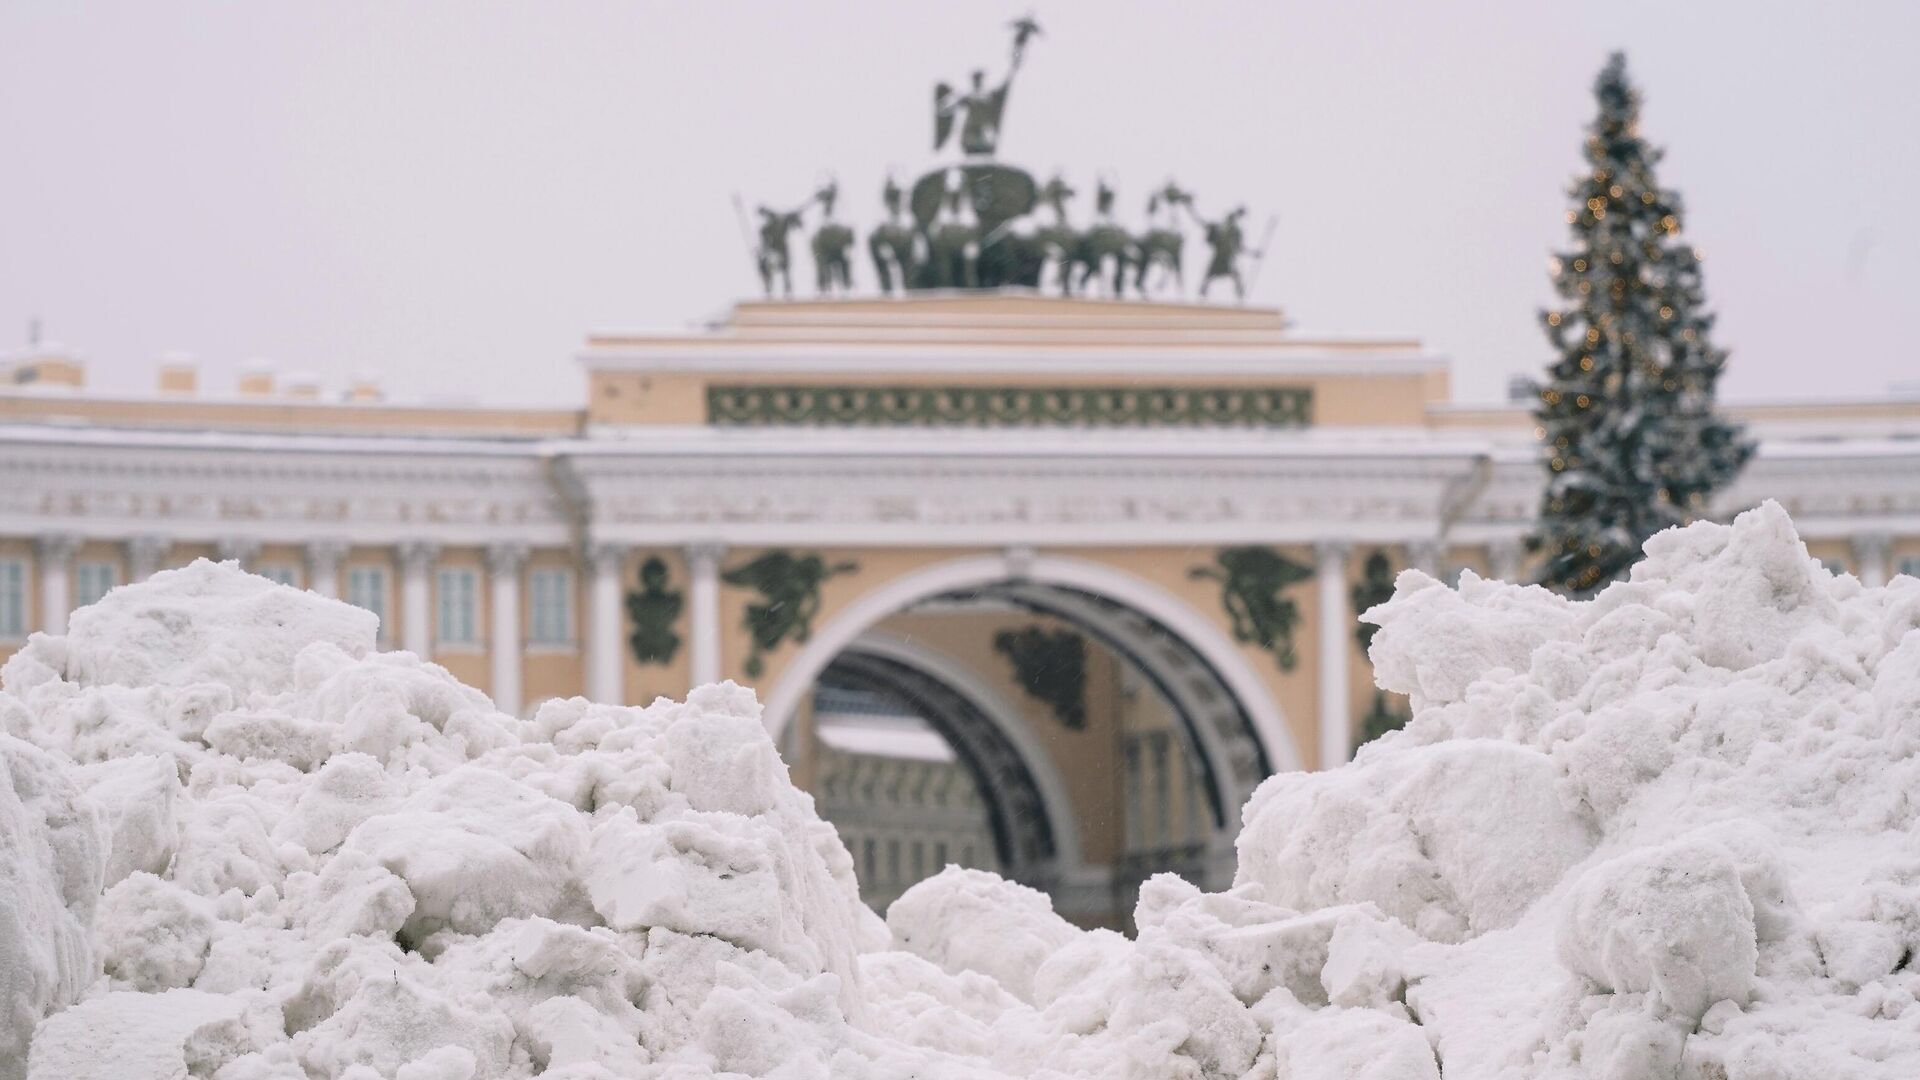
1072, 179, 1136, 298
868, 176, 919, 295
925, 173, 983, 289
1029, 174, 1080, 296
1134, 181, 1191, 296
810, 180, 856, 295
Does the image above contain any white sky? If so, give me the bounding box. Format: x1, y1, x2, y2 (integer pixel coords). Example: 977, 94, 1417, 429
1, 2, 1914, 407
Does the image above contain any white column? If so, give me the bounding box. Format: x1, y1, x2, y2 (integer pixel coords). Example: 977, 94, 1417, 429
306, 541, 347, 599
127, 535, 170, 582
36, 533, 78, 634
1408, 538, 1444, 578
217, 537, 260, 571
587, 543, 628, 704
487, 543, 527, 716
687, 543, 727, 687
1315, 540, 1352, 771
1853, 533, 1893, 589
399, 542, 438, 657
1489, 537, 1527, 585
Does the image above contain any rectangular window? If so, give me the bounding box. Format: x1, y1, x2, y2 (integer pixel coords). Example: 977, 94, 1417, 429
346, 566, 389, 642
0, 558, 25, 638
257, 564, 298, 588
74, 561, 119, 609
528, 567, 574, 646
436, 568, 479, 647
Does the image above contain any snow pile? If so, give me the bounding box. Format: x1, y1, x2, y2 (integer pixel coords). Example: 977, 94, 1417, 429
1, 561, 884, 1079
6, 500, 1920, 1078
1236, 499, 1920, 1076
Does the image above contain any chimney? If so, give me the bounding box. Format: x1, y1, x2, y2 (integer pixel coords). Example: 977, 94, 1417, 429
283, 372, 322, 401
8, 344, 86, 389
346, 371, 383, 403
157, 352, 197, 395
238, 359, 275, 397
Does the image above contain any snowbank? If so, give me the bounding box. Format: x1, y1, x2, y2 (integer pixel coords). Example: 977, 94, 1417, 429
4, 502, 1920, 1077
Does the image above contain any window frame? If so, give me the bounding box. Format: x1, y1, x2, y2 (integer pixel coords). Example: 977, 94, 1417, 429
0, 557, 26, 640
527, 566, 576, 649
346, 565, 391, 644
73, 560, 119, 609
435, 567, 481, 650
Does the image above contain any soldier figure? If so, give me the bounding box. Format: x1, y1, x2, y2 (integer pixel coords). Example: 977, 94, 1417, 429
927, 175, 983, 289
868, 177, 918, 295
933, 17, 1039, 158
754, 203, 809, 298
1194, 205, 1258, 301
810, 180, 855, 295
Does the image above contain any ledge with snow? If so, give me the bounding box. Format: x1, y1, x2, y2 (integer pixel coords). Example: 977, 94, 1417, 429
4, 501, 1918, 1079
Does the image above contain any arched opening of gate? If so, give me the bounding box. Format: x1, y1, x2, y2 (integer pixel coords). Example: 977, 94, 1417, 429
763, 554, 1296, 928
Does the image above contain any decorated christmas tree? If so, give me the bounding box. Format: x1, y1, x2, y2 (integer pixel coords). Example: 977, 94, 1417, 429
1530, 52, 1753, 596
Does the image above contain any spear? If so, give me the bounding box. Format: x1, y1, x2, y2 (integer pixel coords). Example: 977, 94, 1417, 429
730, 192, 761, 277
1244, 213, 1281, 301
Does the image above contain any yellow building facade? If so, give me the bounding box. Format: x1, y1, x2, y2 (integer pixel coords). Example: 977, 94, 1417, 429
5, 295, 1919, 922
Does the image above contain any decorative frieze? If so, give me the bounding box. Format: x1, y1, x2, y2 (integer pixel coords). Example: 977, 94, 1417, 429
722, 551, 858, 677
992, 625, 1088, 730
1190, 546, 1314, 671
625, 556, 684, 665
707, 384, 1313, 429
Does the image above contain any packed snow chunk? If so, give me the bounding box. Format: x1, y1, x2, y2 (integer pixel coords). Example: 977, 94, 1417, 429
72, 753, 180, 887
1266, 1006, 1439, 1080
1106, 939, 1262, 1079
660, 692, 785, 816
25, 988, 250, 1080
274, 751, 403, 855
60, 558, 377, 695
297, 971, 514, 1080
1559, 836, 1759, 1021
0, 733, 105, 1080
1234, 738, 1596, 942
586, 806, 788, 953
1640, 498, 1839, 671
341, 764, 588, 942
888, 866, 1081, 1003
1364, 568, 1579, 708
203, 707, 334, 770
289, 848, 417, 942
97, 872, 217, 991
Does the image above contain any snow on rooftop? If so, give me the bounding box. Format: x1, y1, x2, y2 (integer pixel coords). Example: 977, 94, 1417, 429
815, 712, 957, 763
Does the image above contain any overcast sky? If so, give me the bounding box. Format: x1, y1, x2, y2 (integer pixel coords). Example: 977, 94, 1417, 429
1, 2, 1914, 407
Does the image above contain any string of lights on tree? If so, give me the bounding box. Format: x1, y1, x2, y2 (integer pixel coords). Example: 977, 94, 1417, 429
1529, 52, 1753, 597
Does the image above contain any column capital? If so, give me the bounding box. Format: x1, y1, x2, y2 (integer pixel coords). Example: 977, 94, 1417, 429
1312, 539, 1351, 563
35, 532, 80, 562
586, 542, 629, 575
305, 539, 350, 571
1406, 538, 1445, 576
1488, 536, 1527, 584
684, 542, 728, 570
126, 535, 171, 577
1852, 532, 1894, 560
217, 537, 260, 566
397, 541, 440, 572
485, 542, 529, 574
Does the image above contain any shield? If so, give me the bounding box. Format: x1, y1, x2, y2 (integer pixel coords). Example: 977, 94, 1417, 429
908, 163, 1038, 235
933, 84, 956, 150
